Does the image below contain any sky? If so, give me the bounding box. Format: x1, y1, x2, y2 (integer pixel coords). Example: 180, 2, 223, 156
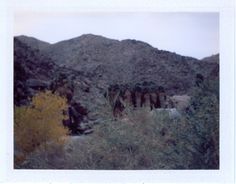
14, 12, 219, 59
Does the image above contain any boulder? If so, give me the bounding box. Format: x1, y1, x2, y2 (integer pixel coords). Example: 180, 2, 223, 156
170, 95, 191, 111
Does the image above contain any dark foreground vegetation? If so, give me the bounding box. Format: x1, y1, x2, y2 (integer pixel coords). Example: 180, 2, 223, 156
15, 77, 219, 169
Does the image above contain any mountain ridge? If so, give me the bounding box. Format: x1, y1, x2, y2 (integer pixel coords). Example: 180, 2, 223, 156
15, 34, 218, 61
14, 34, 219, 96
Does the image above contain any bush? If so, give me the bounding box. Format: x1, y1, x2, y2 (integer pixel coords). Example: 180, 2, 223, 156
16, 78, 219, 169
17, 107, 191, 169
64, 90, 218, 170
14, 91, 69, 165
183, 77, 219, 169
58, 108, 191, 169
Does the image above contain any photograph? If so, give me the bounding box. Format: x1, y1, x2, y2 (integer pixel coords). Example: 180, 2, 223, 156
13, 12, 220, 170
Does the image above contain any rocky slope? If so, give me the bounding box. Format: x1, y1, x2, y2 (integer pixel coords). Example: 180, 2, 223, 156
14, 37, 104, 134
14, 34, 219, 133
16, 34, 219, 95
201, 54, 219, 64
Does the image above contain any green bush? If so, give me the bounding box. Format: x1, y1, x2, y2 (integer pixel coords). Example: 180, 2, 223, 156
183, 77, 219, 169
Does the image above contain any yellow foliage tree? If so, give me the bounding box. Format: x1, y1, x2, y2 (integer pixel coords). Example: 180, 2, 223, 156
14, 91, 69, 163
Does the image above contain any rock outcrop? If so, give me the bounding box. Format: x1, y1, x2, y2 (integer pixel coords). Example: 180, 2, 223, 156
105, 82, 168, 117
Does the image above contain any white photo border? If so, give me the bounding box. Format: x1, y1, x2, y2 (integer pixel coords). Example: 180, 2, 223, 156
0, 0, 235, 183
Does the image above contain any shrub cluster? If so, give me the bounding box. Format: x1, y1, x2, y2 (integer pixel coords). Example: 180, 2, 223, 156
16, 78, 219, 169
183, 77, 219, 169
14, 91, 69, 165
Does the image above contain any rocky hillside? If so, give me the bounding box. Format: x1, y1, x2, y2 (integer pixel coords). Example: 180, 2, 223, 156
14, 34, 219, 133
201, 54, 219, 64
16, 35, 50, 51
16, 34, 219, 95
14, 37, 105, 134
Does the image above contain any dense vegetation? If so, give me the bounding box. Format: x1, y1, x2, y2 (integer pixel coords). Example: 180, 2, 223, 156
14, 91, 69, 166
16, 77, 219, 169
183, 76, 219, 168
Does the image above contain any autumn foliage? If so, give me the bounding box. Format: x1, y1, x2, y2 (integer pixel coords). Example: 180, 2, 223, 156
14, 91, 69, 164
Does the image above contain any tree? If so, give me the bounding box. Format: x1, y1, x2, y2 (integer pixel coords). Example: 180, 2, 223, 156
14, 91, 69, 164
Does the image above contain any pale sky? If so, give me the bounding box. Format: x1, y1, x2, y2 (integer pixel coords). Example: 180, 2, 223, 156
14, 12, 219, 59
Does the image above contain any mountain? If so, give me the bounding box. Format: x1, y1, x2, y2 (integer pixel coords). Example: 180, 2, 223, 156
201, 54, 219, 64
14, 34, 220, 169
14, 37, 106, 123
16, 34, 219, 95
16, 35, 50, 51
14, 34, 219, 130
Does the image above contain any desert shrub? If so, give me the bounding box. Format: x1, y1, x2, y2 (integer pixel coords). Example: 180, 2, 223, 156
57, 108, 191, 169
17, 107, 190, 169
17, 77, 219, 169
14, 91, 69, 165
183, 77, 219, 169
66, 98, 218, 170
